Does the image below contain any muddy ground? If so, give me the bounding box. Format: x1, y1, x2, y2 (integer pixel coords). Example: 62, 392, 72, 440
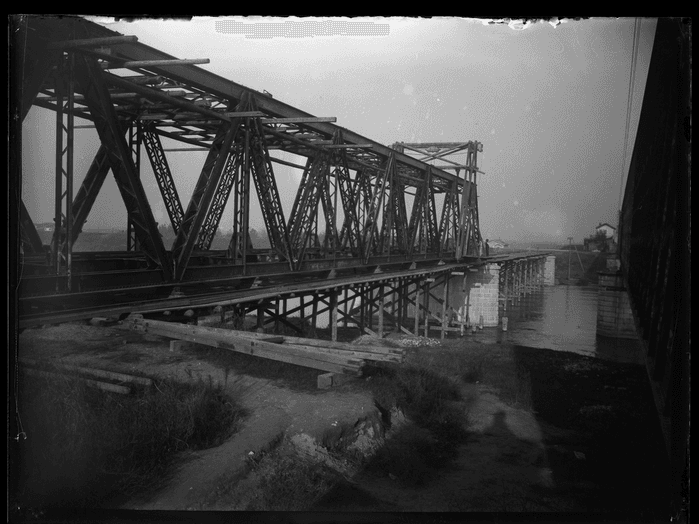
11, 320, 672, 521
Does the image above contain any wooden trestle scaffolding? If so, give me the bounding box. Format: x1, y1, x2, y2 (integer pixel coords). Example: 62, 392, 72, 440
498, 256, 547, 318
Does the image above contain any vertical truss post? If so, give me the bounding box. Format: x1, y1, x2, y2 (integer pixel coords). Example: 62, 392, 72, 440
127, 122, 142, 251
228, 127, 252, 268
51, 51, 75, 290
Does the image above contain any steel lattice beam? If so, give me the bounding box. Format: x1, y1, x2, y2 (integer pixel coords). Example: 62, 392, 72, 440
142, 125, 185, 233
126, 122, 142, 251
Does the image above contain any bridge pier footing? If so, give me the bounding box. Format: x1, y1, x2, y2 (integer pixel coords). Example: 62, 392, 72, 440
597, 270, 637, 339
464, 263, 500, 328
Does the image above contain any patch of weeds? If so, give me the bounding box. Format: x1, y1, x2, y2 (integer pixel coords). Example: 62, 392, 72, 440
12, 370, 247, 509
363, 364, 469, 485
365, 424, 436, 486
462, 358, 485, 383
503, 364, 534, 411
246, 453, 342, 511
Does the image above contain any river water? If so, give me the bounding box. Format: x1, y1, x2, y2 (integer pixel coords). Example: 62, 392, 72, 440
476, 284, 645, 365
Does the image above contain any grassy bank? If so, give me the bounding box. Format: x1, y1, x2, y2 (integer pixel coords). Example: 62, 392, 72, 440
10, 370, 247, 512
555, 250, 609, 285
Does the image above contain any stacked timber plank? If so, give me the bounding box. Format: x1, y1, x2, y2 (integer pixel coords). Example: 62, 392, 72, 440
19, 357, 152, 394
121, 317, 404, 375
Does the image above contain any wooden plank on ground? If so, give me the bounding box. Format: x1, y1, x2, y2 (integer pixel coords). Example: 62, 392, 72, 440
229, 330, 404, 358
20, 365, 131, 394
132, 320, 362, 374
19, 358, 152, 386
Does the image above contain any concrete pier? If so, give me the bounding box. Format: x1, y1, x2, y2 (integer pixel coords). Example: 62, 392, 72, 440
543, 255, 556, 285
464, 263, 500, 327
597, 271, 637, 339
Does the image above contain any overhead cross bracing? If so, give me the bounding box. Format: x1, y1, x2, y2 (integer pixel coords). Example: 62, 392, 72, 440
12, 15, 490, 328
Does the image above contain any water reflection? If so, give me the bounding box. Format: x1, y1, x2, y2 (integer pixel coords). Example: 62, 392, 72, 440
477, 285, 643, 365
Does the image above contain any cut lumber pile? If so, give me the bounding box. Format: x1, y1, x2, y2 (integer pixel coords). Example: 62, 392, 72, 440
120, 317, 405, 375
19, 358, 152, 394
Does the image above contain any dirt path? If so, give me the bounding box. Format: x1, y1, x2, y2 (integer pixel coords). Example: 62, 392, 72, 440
127, 378, 376, 511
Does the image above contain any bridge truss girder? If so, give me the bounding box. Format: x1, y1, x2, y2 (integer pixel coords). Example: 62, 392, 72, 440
14, 15, 486, 326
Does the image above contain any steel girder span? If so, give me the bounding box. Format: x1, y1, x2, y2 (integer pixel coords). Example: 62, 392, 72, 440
12, 15, 485, 326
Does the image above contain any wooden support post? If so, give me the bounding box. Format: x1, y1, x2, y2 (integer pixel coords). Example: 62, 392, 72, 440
312, 293, 319, 332
423, 280, 430, 337
300, 295, 305, 328
377, 283, 384, 338
397, 279, 404, 332
359, 285, 365, 333
274, 299, 280, 333
330, 288, 338, 342
414, 280, 421, 336
257, 303, 264, 331
343, 288, 348, 328
441, 274, 449, 339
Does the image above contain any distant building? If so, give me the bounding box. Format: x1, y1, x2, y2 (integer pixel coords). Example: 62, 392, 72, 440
584, 223, 617, 252
595, 223, 617, 241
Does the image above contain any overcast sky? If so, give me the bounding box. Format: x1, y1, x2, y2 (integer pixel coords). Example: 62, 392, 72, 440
22, 16, 657, 243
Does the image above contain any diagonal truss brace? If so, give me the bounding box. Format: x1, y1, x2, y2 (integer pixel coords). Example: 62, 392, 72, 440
361, 153, 395, 263
171, 103, 243, 280
246, 97, 292, 264
142, 125, 185, 233
75, 54, 172, 279
287, 153, 331, 269
20, 200, 45, 254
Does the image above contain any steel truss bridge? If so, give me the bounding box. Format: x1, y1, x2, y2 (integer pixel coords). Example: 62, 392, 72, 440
10, 15, 547, 333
